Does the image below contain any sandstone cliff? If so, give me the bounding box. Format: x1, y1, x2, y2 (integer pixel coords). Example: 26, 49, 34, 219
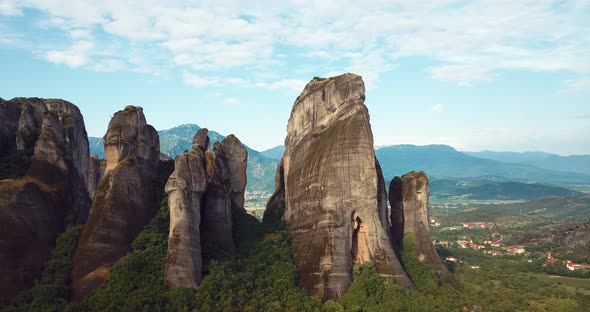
271, 74, 414, 300
71, 106, 161, 301
86, 154, 105, 198
200, 135, 248, 259
0, 98, 91, 302
165, 129, 248, 288
389, 171, 456, 286
262, 157, 285, 229
165, 149, 207, 289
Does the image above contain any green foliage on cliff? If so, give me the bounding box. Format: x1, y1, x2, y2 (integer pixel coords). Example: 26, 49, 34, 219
73, 196, 171, 312
2, 225, 82, 312
4, 195, 590, 312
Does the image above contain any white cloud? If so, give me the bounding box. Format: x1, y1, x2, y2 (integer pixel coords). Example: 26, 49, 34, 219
254, 79, 308, 92
0, 0, 21, 15
432, 104, 444, 113
45, 41, 94, 68
2, 1, 590, 88
224, 97, 240, 105
563, 77, 590, 93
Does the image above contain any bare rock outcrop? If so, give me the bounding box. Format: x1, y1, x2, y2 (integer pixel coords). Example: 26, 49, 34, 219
200, 136, 247, 258
389, 171, 456, 286
262, 157, 285, 229
273, 74, 414, 300
71, 106, 161, 301
0, 98, 91, 302
165, 130, 248, 289
86, 155, 105, 198
165, 149, 207, 289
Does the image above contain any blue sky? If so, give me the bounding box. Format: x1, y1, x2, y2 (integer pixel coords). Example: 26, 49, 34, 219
1, 1, 589, 155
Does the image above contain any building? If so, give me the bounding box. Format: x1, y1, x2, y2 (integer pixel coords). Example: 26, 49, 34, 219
485, 250, 503, 256
504, 246, 526, 255
462, 222, 494, 229
565, 260, 581, 271
457, 239, 472, 248
445, 257, 459, 263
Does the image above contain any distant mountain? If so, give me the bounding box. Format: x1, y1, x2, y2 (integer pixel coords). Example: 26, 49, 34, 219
261, 145, 285, 160
89, 124, 277, 193
375, 144, 590, 184
430, 179, 580, 200
465, 150, 590, 176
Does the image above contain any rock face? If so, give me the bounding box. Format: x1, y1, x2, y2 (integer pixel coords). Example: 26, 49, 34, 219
86, 155, 105, 198
262, 157, 285, 229
165, 149, 207, 289
389, 171, 456, 286
551, 219, 590, 248
200, 136, 248, 258
511, 219, 590, 249
272, 74, 414, 300
0, 98, 91, 303
165, 130, 248, 289
71, 106, 161, 301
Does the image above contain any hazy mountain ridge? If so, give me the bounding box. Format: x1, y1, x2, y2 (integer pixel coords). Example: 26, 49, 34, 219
375, 144, 590, 184
260, 145, 285, 160
465, 150, 590, 176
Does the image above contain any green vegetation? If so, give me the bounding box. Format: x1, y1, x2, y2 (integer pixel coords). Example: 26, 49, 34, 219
3, 226, 82, 312
4, 193, 589, 312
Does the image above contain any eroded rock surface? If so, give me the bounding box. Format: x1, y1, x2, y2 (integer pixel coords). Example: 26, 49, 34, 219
276, 74, 414, 300
86, 155, 104, 198
262, 157, 285, 229
165, 130, 248, 289
389, 171, 456, 286
165, 149, 207, 289
71, 106, 161, 301
0, 98, 91, 302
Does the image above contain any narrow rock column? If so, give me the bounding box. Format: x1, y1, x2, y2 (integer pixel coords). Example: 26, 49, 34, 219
71, 106, 161, 301
165, 149, 208, 288
389, 171, 457, 286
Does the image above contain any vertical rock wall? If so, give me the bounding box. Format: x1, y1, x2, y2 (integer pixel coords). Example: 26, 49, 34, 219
277, 74, 414, 300
71, 106, 161, 301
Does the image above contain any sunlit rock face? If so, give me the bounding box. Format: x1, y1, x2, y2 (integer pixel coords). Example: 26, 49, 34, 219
389, 171, 457, 286
278, 74, 414, 300
71, 106, 161, 301
165, 148, 208, 289
0, 98, 91, 303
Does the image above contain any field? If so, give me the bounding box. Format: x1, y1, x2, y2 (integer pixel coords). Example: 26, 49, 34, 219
527, 273, 590, 295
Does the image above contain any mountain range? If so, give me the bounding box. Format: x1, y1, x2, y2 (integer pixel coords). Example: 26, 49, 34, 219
89, 127, 590, 195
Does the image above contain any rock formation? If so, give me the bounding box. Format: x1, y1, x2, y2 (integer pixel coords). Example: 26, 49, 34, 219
200, 135, 248, 259
165, 130, 248, 289
268, 74, 414, 300
165, 149, 207, 289
86, 154, 105, 198
511, 218, 590, 249
0, 98, 91, 302
262, 157, 285, 229
71, 106, 161, 301
389, 171, 456, 286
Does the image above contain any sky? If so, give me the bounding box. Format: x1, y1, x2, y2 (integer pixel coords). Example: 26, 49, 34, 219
0, 1, 589, 155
